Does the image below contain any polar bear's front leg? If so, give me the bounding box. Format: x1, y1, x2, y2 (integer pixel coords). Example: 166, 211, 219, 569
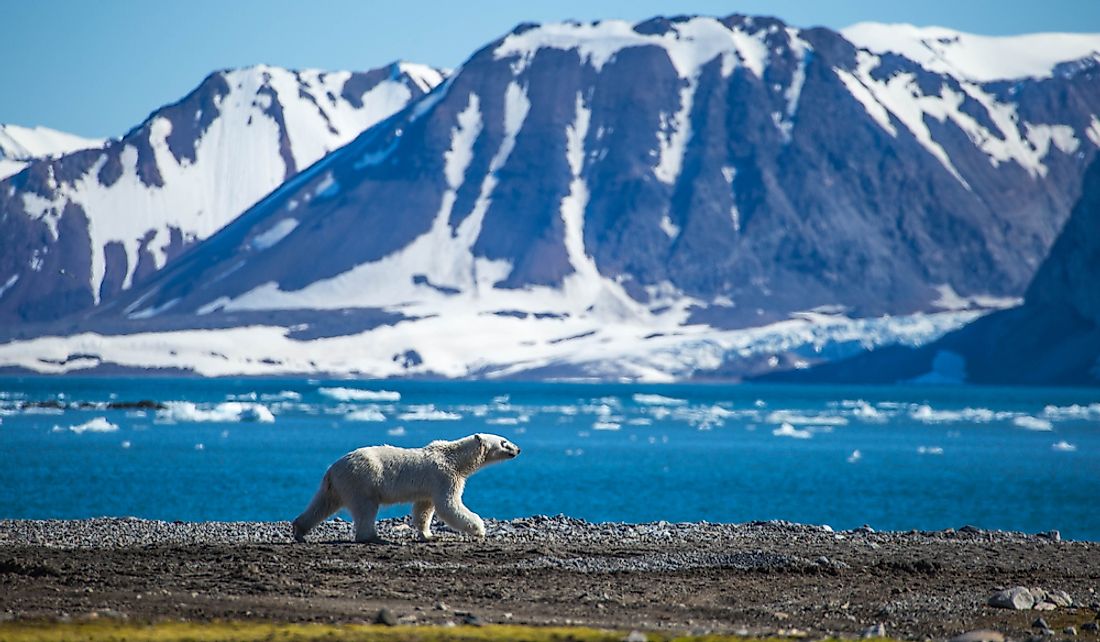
413, 500, 435, 541
433, 487, 486, 538
348, 498, 381, 543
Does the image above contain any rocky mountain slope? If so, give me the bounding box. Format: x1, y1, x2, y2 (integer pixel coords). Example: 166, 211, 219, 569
1, 15, 1099, 379
769, 156, 1100, 386
0, 124, 103, 180
0, 62, 443, 324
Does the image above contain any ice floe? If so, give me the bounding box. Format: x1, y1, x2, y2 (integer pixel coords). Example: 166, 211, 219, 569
908, 405, 1013, 423
1051, 441, 1077, 452
1042, 403, 1100, 420
157, 401, 275, 423
766, 410, 848, 426
772, 423, 812, 439
632, 393, 688, 406
1012, 416, 1054, 431
53, 417, 118, 434
397, 406, 461, 421
345, 407, 386, 422
318, 387, 401, 402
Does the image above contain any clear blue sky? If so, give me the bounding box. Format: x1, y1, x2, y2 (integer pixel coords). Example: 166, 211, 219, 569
3, 0, 1100, 138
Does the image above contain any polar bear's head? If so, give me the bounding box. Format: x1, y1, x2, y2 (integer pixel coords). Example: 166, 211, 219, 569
475, 433, 521, 464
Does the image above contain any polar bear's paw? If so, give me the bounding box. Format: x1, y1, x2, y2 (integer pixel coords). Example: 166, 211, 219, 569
291, 520, 307, 543
354, 535, 390, 545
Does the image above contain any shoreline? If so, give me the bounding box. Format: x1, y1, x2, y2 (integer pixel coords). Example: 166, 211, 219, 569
2, 517, 1098, 639
0, 516, 1081, 546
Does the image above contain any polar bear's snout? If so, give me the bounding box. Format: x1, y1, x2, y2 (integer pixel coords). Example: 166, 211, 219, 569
477, 430, 519, 461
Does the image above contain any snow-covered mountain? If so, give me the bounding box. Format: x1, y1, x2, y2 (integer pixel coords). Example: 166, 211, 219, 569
0, 62, 444, 323
2, 15, 1099, 380
0, 124, 104, 180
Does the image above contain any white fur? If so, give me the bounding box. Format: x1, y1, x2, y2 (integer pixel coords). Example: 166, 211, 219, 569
293, 433, 520, 543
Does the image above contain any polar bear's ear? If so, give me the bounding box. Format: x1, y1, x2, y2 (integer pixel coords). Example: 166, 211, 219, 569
474, 433, 484, 444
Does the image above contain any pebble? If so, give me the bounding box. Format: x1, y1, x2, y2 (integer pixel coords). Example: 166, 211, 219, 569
460, 613, 482, 627
1063, 626, 1077, 636
1033, 617, 1050, 629
949, 630, 1005, 642
989, 586, 1035, 610
374, 608, 397, 626
862, 622, 887, 638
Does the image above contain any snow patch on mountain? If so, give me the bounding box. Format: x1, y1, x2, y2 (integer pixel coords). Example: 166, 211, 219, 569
0, 124, 104, 180
397, 62, 447, 93
842, 23, 1100, 82
495, 17, 772, 78
836, 50, 1087, 185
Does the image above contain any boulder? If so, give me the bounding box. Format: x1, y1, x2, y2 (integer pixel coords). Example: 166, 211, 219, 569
989, 587, 1035, 610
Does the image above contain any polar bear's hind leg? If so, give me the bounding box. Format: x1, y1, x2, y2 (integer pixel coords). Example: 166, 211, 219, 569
413, 500, 435, 541
349, 497, 382, 543
292, 475, 342, 542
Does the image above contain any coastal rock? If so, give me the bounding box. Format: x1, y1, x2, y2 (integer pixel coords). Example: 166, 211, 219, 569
989, 586, 1035, 610
1034, 602, 1056, 611
623, 631, 648, 642
374, 608, 397, 626
862, 622, 886, 638
1064, 626, 1078, 636
1047, 590, 1073, 607
1033, 617, 1050, 629
460, 613, 483, 627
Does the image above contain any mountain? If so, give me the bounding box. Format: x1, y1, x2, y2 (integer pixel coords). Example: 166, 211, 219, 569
0, 124, 104, 180
766, 156, 1100, 386
1, 15, 1099, 379
0, 61, 444, 324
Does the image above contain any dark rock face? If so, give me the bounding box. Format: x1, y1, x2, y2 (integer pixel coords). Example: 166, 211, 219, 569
1026, 160, 1100, 326
0, 63, 442, 325
770, 157, 1100, 385
102, 16, 1100, 338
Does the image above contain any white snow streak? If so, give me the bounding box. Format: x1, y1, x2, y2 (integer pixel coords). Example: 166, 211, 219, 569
842, 23, 1100, 82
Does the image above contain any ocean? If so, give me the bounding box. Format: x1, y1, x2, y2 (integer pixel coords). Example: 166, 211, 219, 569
1, 377, 1097, 539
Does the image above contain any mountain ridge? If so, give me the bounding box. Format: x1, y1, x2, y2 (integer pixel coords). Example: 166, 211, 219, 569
0, 61, 444, 324
0, 124, 104, 180
1, 14, 1099, 381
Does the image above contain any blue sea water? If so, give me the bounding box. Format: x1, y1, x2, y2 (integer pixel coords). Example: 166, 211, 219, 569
0, 377, 1097, 539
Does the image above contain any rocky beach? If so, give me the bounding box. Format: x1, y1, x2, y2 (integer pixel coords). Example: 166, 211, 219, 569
1, 517, 1098, 640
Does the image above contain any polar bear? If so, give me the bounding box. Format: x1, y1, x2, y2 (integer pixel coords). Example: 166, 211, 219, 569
292, 433, 520, 543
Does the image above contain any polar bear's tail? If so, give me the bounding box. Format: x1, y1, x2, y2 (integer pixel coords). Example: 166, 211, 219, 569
292, 472, 341, 543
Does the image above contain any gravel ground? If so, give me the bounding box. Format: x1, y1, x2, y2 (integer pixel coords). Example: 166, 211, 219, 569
1, 517, 1098, 640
